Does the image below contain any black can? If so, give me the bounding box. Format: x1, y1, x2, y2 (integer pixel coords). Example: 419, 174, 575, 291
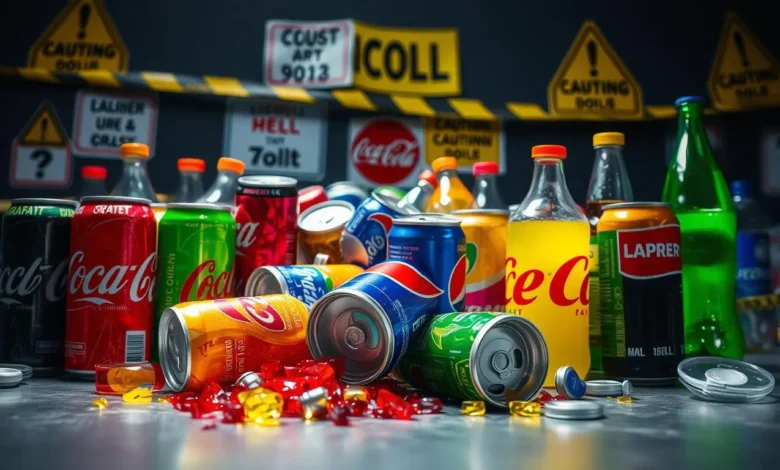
0, 198, 77, 374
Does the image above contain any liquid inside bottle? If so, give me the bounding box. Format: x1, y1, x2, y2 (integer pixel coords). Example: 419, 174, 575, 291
198, 157, 246, 206
173, 158, 206, 203
427, 157, 474, 213
111, 143, 158, 201
471, 161, 506, 209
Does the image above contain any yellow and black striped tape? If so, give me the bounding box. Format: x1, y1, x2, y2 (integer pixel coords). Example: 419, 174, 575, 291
0, 66, 729, 121
737, 294, 780, 312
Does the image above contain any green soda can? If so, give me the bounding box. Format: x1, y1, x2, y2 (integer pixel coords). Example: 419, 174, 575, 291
152, 203, 236, 362
397, 312, 548, 407
373, 186, 406, 202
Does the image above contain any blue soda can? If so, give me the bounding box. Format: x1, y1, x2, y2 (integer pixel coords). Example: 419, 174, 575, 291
325, 181, 369, 210
307, 260, 441, 384
340, 193, 418, 268
388, 214, 467, 313
245, 265, 332, 309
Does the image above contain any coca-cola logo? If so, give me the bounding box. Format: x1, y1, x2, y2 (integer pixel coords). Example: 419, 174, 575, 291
618, 226, 681, 279
236, 222, 259, 251
214, 297, 286, 331
0, 258, 69, 304
351, 118, 420, 185
506, 256, 589, 307
180, 260, 234, 302
68, 251, 157, 305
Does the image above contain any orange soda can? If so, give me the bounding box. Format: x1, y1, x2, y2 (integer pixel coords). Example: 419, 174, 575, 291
453, 209, 509, 312
298, 201, 355, 264
158, 294, 310, 392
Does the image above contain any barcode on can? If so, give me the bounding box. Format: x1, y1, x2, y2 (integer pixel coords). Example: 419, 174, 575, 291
125, 331, 146, 363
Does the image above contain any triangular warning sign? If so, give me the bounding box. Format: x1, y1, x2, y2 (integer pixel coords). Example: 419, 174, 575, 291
27, 0, 128, 72
548, 21, 643, 119
708, 12, 780, 111
18, 101, 69, 146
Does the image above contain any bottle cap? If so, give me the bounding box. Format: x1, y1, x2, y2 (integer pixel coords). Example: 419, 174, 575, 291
431, 157, 457, 173
531, 145, 567, 159
217, 157, 246, 174
81, 165, 107, 180
177, 158, 206, 173
593, 132, 625, 147
677, 357, 774, 403
235, 371, 263, 390
730, 180, 752, 198
543, 400, 604, 420
473, 162, 499, 176
120, 143, 150, 158
0, 368, 23, 388
418, 169, 438, 187
584, 380, 623, 396
554, 366, 586, 399
674, 96, 705, 107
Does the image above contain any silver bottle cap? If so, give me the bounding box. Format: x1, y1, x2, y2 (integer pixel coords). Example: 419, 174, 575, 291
235, 371, 264, 390
585, 380, 623, 397
543, 400, 604, 420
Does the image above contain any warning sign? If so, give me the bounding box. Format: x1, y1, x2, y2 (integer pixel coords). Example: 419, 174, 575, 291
353, 22, 461, 96
708, 13, 780, 111
548, 21, 643, 119
424, 118, 505, 173
10, 102, 72, 189
28, 0, 128, 73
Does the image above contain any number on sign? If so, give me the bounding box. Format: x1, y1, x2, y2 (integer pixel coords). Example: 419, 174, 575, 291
280, 64, 330, 83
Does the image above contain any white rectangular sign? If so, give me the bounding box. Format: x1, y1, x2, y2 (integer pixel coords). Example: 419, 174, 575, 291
72, 90, 158, 159
10, 144, 71, 189
223, 100, 327, 181
264, 19, 354, 88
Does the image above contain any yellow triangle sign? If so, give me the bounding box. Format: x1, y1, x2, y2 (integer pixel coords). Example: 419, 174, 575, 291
18, 101, 69, 146
548, 21, 643, 119
27, 0, 128, 72
708, 13, 780, 110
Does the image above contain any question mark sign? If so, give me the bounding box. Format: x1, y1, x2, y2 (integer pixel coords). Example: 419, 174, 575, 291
31, 149, 53, 179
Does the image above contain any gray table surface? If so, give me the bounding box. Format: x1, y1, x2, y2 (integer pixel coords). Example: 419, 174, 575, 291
2, 354, 780, 470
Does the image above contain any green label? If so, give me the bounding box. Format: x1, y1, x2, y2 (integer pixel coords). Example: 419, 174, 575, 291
6, 204, 74, 218
599, 230, 625, 358
398, 312, 498, 401
589, 235, 602, 370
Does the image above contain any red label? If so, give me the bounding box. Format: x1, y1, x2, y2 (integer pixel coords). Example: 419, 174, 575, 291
617, 225, 682, 279
506, 256, 589, 307
213, 297, 286, 332
350, 118, 420, 185
180, 260, 234, 302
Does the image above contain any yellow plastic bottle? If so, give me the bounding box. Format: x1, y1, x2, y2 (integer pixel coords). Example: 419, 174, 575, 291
426, 157, 474, 213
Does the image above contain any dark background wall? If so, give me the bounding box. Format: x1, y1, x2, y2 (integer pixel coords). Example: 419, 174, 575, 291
0, 0, 777, 217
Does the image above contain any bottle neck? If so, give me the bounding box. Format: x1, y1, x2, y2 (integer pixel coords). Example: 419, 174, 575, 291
514, 158, 583, 221
122, 157, 148, 173
676, 102, 715, 162
438, 168, 460, 180
179, 171, 203, 185
586, 145, 633, 202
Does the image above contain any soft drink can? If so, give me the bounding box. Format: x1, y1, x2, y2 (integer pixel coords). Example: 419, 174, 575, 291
298, 201, 354, 264
340, 193, 418, 268
373, 186, 406, 202
0, 199, 77, 374
325, 181, 369, 209
598, 202, 684, 384
397, 312, 548, 407
234, 176, 298, 295
65, 196, 157, 376
308, 261, 441, 384
453, 209, 509, 312
158, 294, 310, 392
245, 264, 364, 309
152, 203, 236, 362
298, 185, 328, 214
388, 214, 467, 313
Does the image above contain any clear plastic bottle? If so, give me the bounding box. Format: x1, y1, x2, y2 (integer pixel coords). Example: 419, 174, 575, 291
471, 161, 505, 209
731, 180, 776, 351
198, 157, 246, 206
426, 157, 474, 213
398, 169, 437, 212
111, 143, 158, 201
79, 165, 109, 198
173, 158, 206, 203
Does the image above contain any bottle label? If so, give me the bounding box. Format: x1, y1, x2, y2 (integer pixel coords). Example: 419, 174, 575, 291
736, 232, 772, 298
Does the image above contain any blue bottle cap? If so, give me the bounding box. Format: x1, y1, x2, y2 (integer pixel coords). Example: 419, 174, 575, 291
674, 96, 705, 107
730, 180, 752, 198
554, 366, 586, 399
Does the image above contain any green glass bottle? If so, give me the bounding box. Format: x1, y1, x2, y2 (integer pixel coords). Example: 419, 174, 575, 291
662, 96, 743, 359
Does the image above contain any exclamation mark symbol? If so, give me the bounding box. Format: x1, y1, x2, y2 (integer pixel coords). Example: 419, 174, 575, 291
733, 31, 749, 67
587, 40, 598, 77
78, 3, 91, 40
40, 118, 48, 143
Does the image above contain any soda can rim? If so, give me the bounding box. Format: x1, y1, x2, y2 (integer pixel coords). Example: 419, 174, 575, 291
9, 198, 79, 209
393, 214, 461, 226
165, 202, 231, 211
245, 267, 288, 297
298, 201, 355, 233
237, 175, 297, 188
80, 196, 152, 206
451, 209, 510, 217
158, 306, 192, 393
372, 192, 419, 216
601, 202, 671, 211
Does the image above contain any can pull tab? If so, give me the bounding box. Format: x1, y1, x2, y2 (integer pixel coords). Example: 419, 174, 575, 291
491, 348, 522, 379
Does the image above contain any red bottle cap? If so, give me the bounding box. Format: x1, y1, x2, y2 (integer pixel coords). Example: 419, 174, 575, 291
418, 169, 437, 188
177, 158, 206, 172
531, 145, 567, 159
81, 166, 107, 180
472, 162, 499, 176
298, 185, 328, 213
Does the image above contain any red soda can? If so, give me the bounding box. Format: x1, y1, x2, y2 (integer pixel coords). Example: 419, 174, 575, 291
234, 176, 298, 295
65, 196, 157, 376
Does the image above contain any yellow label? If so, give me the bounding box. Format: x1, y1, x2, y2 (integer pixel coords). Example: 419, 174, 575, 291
424, 117, 501, 169
353, 22, 461, 96
28, 0, 129, 72
708, 12, 780, 110
548, 21, 643, 119
18, 101, 68, 146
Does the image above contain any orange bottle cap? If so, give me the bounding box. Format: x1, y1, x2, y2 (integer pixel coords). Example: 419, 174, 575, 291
531, 145, 567, 159
177, 158, 206, 172
418, 169, 437, 188
120, 143, 149, 158
431, 157, 457, 173
217, 157, 246, 174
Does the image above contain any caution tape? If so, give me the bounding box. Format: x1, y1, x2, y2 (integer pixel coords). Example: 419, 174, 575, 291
736, 294, 780, 312
0, 66, 730, 121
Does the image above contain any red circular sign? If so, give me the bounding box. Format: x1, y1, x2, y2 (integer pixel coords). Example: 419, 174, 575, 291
351, 119, 420, 185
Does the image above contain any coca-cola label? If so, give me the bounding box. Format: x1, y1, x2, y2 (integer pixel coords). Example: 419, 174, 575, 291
0, 258, 69, 305
616, 226, 682, 279
68, 251, 157, 306
214, 297, 286, 331
348, 118, 422, 186
180, 260, 234, 302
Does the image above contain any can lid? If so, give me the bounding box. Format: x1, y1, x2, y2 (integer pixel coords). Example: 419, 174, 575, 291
601, 201, 671, 211
677, 357, 775, 403
158, 308, 191, 392
326, 181, 368, 196
554, 366, 586, 399
543, 400, 604, 420
237, 175, 297, 188
451, 209, 510, 217
299, 201, 355, 233
245, 267, 286, 297
585, 380, 623, 397
10, 198, 79, 208
299, 185, 327, 202
393, 214, 461, 227
166, 202, 229, 211
80, 196, 152, 205
0, 364, 33, 380
0, 368, 23, 387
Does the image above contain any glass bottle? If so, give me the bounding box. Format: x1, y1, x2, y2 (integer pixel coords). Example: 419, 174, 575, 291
111, 143, 158, 201
398, 169, 437, 212
426, 157, 474, 213
79, 165, 109, 198
173, 158, 206, 203
471, 161, 506, 209
198, 157, 246, 206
